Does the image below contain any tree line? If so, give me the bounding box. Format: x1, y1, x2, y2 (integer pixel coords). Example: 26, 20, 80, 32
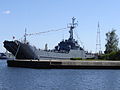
99, 29, 120, 60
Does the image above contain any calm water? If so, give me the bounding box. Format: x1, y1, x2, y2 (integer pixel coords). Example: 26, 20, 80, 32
0, 60, 120, 90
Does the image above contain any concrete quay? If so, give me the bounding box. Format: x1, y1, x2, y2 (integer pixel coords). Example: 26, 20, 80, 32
7, 59, 120, 69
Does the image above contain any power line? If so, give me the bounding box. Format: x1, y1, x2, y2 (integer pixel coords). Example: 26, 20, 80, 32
26, 27, 67, 36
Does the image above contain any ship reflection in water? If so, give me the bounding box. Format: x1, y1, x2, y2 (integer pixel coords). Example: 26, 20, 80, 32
0, 60, 120, 90
3, 17, 95, 60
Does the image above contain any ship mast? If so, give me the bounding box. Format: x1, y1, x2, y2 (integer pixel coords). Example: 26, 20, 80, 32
69, 17, 78, 40
24, 28, 27, 43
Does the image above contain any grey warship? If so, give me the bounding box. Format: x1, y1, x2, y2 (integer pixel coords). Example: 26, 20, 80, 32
4, 17, 94, 60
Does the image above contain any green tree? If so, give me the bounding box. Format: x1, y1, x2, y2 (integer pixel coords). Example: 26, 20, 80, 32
104, 29, 119, 54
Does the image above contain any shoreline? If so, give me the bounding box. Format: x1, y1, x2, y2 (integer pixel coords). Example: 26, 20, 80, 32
7, 59, 120, 69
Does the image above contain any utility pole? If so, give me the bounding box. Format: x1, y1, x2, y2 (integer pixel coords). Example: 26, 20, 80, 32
96, 22, 101, 54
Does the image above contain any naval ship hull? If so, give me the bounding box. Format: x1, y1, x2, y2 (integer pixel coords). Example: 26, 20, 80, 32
3, 18, 95, 60
4, 40, 90, 60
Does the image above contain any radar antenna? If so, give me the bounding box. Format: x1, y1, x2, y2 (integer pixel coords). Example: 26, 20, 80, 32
68, 17, 78, 40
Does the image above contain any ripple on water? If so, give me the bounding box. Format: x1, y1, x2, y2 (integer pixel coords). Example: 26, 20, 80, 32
1, 60, 120, 90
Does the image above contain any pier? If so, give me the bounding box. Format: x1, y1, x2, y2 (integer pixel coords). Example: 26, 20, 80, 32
7, 60, 120, 69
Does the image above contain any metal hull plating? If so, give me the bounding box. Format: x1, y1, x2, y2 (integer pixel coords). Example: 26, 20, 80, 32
3, 40, 93, 60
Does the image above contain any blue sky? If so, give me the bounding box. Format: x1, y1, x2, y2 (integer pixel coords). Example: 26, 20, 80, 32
0, 0, 120, 53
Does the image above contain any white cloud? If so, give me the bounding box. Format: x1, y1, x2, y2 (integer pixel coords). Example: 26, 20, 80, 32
3, 10, 11, 14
